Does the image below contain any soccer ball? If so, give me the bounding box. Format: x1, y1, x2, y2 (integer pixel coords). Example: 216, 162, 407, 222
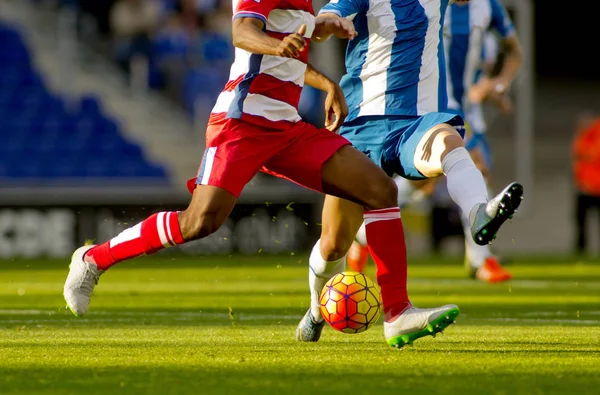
319, 271, 382, 334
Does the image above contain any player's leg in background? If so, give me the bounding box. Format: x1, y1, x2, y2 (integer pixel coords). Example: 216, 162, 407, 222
575, 193, 589, 255
261, 125, 458, 345
411, 122, 523, 246
263, 124, 412, 326
319, 144, 412, 322
306, 196, 364, 327
296, 144, 411, 339
309, 175, 431, 317
311, 145, 459, 347
462, 137, 512, 282
295, 144, 414, 342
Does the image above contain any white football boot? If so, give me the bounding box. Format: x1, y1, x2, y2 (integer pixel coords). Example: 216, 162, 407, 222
295, 309, 326, 342
63, 245, 103, 317
384, 304, 460, 348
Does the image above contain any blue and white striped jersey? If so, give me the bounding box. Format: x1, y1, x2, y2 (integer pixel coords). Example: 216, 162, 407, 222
319, 0, 453, 122
444, 0, 514, 113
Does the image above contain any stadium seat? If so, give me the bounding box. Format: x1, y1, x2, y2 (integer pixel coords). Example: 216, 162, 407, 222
181, 67, 225, 115
0, 23, 169, 185
79, 95, 102, 116
202, 32, 233, 65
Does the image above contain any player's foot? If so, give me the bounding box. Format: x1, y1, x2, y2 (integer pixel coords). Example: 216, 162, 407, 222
470, 182, 523, 245
467, 256, 512, 283
384, 305, 460, 348
347, 240, 369, 272
63, 245, 103, 317
295, 309, 325, 342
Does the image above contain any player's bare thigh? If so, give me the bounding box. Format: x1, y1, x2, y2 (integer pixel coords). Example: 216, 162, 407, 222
321, 145, 397, 210
413, 123, 465, 178
319, 145, 399, 261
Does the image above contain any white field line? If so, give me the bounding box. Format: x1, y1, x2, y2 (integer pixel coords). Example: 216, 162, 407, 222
479, 317, 600, 325
2, 310, 600, 326
518, 311, 600, 317
409, 279, 600, 289
1, 318, 147, 324
0, 309, 303, 322
2, 280, 599, 297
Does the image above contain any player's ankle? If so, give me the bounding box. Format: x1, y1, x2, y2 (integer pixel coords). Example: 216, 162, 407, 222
310, 309, 324, 323
384, 302, 412, 323
83, 249, 96, 265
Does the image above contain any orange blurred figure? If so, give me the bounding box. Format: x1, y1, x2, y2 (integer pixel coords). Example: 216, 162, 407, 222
346, 240, 370, 272
572, 114, 600, 254
472, 256, 512, 283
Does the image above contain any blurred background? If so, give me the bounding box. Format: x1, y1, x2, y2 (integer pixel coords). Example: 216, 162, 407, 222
0, 0, 598, 260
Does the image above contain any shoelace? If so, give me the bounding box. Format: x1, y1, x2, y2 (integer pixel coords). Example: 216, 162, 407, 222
76, 264, 99, 294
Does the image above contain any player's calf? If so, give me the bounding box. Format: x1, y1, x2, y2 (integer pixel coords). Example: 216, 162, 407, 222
178, 210, 226, 241
319, 204, 362, 262
321, 146, 412, 320
178, 185, 237, 241
303, 200, 363, 333
321, 145, 399, 211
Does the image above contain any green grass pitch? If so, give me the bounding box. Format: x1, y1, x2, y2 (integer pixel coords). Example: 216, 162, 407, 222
1, 254, 600, 394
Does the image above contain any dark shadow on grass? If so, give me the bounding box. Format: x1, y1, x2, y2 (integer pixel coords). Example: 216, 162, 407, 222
0, 366, 599, 395
0, 306, 307, 328
412, 348, 600, 354
2, 341, 598, 353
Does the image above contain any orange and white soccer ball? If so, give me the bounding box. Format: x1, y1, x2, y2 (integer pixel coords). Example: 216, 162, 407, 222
319, 271, 382, 334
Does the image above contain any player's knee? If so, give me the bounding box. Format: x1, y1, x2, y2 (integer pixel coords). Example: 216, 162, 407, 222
364, 176, 398, 210
178, 210, 223, 241
444, 132, 465, 150
439, 132, 466, 160
320, 233, 353, 261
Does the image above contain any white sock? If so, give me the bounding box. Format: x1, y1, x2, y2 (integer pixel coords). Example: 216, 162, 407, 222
394, 176, 417, 208
442, 147, 488, 221
309, 239, 346, 322
461, 213, 491, 268
355, 222, 367, 246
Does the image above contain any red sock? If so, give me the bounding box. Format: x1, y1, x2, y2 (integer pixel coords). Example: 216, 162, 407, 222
85, 211, 184, 270
364, 207, 411, 321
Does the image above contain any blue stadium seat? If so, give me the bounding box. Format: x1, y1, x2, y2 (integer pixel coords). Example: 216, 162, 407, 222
79, 95, 102, 116
0, 162, 10, 178
0, 22, 169, 184
52, 155, 88, 178
202, 32, 233, 65
181, 67, 225, 114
